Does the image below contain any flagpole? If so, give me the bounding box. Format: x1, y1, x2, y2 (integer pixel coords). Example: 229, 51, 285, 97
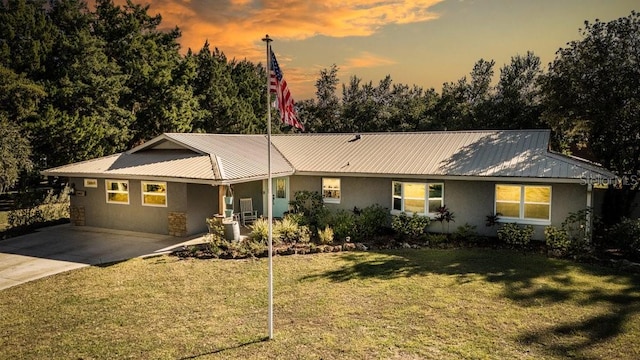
262, 34, 274, 340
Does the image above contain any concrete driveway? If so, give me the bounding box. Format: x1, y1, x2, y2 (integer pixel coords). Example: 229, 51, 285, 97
0, 224, 204, 290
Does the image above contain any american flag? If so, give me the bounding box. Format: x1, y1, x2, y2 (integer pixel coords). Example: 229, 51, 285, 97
270, 48, 304, 131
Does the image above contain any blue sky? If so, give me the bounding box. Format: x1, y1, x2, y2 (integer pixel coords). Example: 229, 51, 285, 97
146, 0, 638, 99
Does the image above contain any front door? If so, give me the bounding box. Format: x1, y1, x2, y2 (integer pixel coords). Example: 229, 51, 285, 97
272, 177, 289, 218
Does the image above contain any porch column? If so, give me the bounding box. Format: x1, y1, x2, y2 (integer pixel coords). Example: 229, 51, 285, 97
218, 185, 226, 215
586, 184, 593, 243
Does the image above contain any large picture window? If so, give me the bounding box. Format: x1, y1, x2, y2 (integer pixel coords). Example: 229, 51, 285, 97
392, 181, 444, 215
142, 181, 167, 207
106, 180, 129, 204
495, 184, 551, 222
322, 178, 341, 204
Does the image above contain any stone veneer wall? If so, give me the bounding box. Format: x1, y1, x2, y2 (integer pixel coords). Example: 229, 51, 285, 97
168, 212, 187, 236
70, 205, 85, 226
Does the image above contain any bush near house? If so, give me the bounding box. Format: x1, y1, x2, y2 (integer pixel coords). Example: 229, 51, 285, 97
544, 225, 571, 256
324, 209, 355, 243
434, 205, 455, 233
354, 204, 391, 240
391, 212, 430, 242
497, 223, 534, 248
289, 191, 391, 243
188, 205, 640, 267
607, 217, 640, 259
317, 225, 334, 245
544, 209, 597, 258
452, 223, 484, 244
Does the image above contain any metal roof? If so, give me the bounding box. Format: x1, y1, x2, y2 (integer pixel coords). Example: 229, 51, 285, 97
43, 130, 613, 183
269, 130, 613, 181
43, 134, 295, 184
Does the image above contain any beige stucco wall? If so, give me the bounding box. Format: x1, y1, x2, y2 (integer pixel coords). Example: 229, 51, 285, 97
290, 175, 391, 212
290, 175, 590, 241
231, 181, 264, 217
445, 180, 589, 239
69, 177, 217, 235
68, 174, 591, 240
186, 183, 218, 234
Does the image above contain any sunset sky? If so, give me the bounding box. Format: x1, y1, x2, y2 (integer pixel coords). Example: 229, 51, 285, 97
141, 0, 637, 99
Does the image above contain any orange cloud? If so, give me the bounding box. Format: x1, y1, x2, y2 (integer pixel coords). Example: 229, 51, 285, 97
100, 0, 442, 98
343, 52, 397, 69
145, 0, 443, 60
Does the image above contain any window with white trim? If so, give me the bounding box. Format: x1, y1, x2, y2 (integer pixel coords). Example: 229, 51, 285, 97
322, 178, 341, 204
392, 181, 444, 215
106, 180, 129, 204
142, 181, 167, 207
495, 184, 551, 222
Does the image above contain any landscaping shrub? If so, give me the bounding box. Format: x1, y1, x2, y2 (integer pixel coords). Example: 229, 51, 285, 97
607, 217, 640, 255
543, 209, 598, 257
544, 225, 571, 255
248, 218, 278, 244
289, 197, 390, 244
497, 223, 533, 247
485, 212, 501, 227
561, 208, 593, 253
289, 190, 323, 215
391, 212, 430, 242
202, 218, 224, 256
245, 240, 268, 256
249, 216, 310, 245
283, 212, 305, 226
288, 191, 329, 234
330, 209, 355, 242
276, 216, 300, 244
353, 204, 390, 241
222, 240, 255, 258
434, 205, 455, 233
317, 226, 334, 245
427, 233, 448, 246
452, 223, 481, 244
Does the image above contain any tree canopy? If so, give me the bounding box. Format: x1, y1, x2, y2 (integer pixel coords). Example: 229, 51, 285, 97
0, 0, 638, 214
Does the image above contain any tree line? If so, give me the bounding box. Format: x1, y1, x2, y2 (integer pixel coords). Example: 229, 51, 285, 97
1, 1, 638, 215
1, 0, 269, 176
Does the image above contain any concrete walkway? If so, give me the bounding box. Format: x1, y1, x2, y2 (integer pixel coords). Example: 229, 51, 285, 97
0, 224, 206, 290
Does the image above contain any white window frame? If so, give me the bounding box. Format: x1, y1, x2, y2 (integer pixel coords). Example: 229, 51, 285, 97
105, 179, 129, 205
495, 184, 552, 225
391, 181, 444, 217
322, 178, 341, 204
141, 181, 168, 207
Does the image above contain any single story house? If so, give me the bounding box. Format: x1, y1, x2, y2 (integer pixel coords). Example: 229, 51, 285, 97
42, 130, 613, 240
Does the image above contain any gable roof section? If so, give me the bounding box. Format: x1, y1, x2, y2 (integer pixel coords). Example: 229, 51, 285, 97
43, 133, 295, 184
270, 130, 613, 181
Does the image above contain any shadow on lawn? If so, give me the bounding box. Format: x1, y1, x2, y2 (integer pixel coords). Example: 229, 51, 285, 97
178, 336, 268, 359
303, 249, 640, 359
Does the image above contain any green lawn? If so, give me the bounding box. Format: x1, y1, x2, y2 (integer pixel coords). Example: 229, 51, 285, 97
1, 249, 639, 359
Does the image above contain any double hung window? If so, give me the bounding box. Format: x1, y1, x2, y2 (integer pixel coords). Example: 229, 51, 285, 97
142, 181, 167, 207
322, 178, 341, 204
495, 184, 551, 222
106, 180, 129, 204
392, 181, 443, 215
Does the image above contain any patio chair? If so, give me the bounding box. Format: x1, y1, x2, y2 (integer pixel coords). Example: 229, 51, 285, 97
240, 198, 258, 226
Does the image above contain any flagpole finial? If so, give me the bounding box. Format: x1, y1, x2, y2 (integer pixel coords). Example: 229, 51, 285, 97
262, 34, 272, 43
